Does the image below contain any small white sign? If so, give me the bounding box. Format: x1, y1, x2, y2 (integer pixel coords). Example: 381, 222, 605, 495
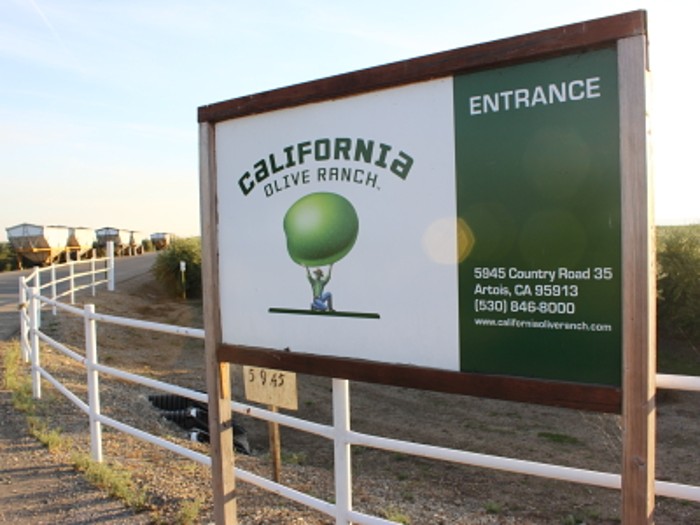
243, 366, 298, 410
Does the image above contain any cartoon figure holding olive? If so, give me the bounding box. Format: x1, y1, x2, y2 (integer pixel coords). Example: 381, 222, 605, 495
283, 192, 359, 312
306, 265, 333, 311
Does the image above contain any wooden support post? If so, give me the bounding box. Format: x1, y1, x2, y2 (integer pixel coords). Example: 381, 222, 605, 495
619, 34, 655, 524
268, 405, 282, 482
200, 121, 237, 524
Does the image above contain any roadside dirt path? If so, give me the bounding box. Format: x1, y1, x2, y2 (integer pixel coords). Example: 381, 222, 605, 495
0, 388, 150, 524
0, 256, 156, 524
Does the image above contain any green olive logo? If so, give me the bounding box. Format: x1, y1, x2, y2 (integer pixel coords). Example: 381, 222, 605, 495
283, 192, 359, 267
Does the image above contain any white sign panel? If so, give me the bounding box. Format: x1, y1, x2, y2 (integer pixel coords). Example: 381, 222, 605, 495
216, 79, 460, 371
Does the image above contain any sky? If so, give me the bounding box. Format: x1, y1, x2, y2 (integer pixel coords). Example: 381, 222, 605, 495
1, 0, 698, 239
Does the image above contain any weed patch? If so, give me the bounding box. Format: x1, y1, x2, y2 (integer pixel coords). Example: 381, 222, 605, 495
72, 453, 148, 511
27, 417, 68, 452
176, 497, 204, 525
381, 506, 411, 524
538, 432, 581, 445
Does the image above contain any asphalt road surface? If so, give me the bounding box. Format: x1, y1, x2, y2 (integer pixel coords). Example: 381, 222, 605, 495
0, 252, 157, 340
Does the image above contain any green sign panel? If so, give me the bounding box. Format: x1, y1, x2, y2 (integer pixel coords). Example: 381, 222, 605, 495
455, 48, 622, 386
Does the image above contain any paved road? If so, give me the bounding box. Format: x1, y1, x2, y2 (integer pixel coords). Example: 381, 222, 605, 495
0, 253, 157, 340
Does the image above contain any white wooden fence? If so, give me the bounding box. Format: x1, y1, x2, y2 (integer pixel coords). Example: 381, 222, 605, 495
15, 258, 700, 524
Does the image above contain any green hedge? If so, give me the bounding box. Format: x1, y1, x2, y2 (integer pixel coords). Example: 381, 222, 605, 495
0, 242, 18, 272
152, 237, 202, 298
657, 225, 700, 342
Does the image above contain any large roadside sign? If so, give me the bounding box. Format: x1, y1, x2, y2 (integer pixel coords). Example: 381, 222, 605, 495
200, 12, 651, 413
200, 11, 654, 524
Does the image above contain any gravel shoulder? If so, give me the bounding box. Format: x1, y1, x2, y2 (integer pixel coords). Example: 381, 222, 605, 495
1, 271, 699, 524
0, 389, 150, 524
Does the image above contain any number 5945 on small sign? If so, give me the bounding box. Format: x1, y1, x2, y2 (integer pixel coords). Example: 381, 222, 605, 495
243, 366, 298, 410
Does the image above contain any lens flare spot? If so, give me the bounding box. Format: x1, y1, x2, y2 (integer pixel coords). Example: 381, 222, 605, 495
422, 217, 475, 264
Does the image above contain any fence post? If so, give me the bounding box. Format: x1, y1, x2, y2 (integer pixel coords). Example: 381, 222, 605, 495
107, 241, 115, 292
51, 265, 57, 316
69, 262, 75, 304
35, 270, 42, 328
332, 379, 352, 525
91, 258, 96, 296
29, 286, 41, 399
84, 304, 103, 463
18, 277, 29, 362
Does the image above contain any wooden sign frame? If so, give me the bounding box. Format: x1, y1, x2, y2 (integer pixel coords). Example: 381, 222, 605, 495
199, 11, 653, 524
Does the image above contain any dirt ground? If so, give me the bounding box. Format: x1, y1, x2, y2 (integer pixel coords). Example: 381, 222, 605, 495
2, 271, 700, 524
0, 387, 151, 524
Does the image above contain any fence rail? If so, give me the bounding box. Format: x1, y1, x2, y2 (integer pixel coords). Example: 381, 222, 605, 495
15, 259, 700, 524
